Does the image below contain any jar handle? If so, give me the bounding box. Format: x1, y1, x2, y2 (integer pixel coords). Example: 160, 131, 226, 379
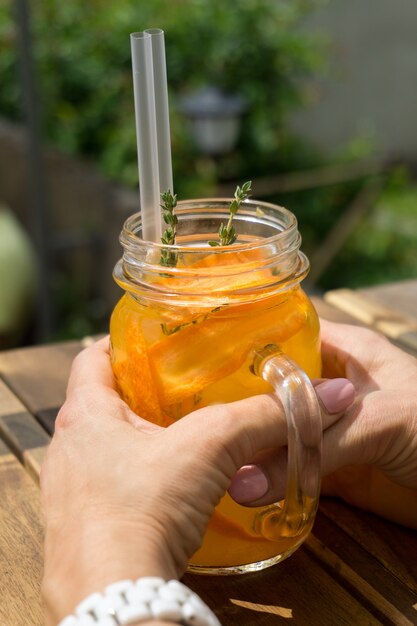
253, 347, 322, 540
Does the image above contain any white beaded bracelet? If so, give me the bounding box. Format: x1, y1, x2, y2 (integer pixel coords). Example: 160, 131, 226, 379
57, 577, 222, 626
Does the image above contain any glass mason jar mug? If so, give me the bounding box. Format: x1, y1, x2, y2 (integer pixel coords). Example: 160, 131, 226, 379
110, 198, 322, 575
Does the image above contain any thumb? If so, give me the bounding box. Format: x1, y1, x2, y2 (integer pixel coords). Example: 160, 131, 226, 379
228, 378, 355, 506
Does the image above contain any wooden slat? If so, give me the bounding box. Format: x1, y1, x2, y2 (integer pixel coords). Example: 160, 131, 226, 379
310, 510, 417, 623
306, 539, 415, 626
311, 295, 365, 326
184, 546, 382, 626
0, 438, 44, 626
320, 498, 417, 595
0, 340, 83, 434
0, 379, 50, 482
358, 280, 417, 322
325, 287, 417, 354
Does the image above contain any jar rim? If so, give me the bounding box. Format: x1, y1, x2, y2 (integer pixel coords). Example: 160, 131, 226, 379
121, 198, 298, 253
114, 198, 309, 304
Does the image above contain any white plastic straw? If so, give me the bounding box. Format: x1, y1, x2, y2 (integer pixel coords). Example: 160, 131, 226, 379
130, 30, 173, 242
130, 32, 160, 241
145, 28, 173, 198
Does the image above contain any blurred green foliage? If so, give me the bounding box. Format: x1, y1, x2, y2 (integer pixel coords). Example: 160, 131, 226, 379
0, 0, 326, 197
274, 167, 417, 290
327, 172, 417, 289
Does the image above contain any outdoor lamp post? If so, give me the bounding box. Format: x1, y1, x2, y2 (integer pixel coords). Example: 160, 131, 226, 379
179, 87, 247, 156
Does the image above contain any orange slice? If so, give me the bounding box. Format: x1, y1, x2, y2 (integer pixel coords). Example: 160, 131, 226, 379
156, 249, 275, 304
111, 318, 173, 427
148, 289, 308, 409
149, 315, 246, 408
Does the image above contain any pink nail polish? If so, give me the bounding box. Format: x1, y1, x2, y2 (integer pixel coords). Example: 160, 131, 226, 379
229, 464, 269, 504
316, 378, 355, 414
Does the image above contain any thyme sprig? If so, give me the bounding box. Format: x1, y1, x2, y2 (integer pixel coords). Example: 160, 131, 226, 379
160, 190, 178, 267
159, 181, 252, 266
208, 180, 252, 247
160, 306, 221, 336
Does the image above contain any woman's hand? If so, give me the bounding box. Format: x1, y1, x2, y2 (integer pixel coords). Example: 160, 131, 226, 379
230, 320, 417, 528
41, 336, 349, 624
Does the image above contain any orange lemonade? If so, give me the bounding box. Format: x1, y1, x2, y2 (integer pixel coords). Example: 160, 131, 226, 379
110, 199, 321, 573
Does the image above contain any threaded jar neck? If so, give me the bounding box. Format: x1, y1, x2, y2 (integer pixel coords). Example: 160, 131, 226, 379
114, 199, 309, 306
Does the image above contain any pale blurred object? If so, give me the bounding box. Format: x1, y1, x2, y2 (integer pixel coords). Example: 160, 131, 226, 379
179, 87, 247, 156
0, 205, 36, 347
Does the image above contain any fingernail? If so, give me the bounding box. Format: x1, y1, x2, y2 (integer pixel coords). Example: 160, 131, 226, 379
316, 378, 355, 414
228, 464, 269, 504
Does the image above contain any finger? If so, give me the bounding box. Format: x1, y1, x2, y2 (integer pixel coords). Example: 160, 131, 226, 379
320, 390, 402, 477
62, 337, 157, 430
319, 319, 395, 384
319, 319, 357, 379
66, 336, 116, 397
143, 378, 353, 491
170, 393, 288, 481
228, 378, 355, 505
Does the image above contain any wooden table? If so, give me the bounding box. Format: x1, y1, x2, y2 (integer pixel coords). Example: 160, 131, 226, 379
1, 280, 417, 626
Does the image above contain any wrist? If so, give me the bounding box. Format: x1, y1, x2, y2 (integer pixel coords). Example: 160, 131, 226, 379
48, 577, 220, 626
43, 517, 177, 623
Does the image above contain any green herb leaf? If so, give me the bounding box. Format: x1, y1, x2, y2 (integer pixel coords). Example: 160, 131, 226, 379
212, 180, 252, 246
159, 182, 253, 261
160, 189, 178, 268
161, 322, 183, 336
160, 306, 223, 336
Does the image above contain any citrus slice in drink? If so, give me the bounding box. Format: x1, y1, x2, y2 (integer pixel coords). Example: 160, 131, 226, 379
149, 288, 308, 411
111, 303, 173, 427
